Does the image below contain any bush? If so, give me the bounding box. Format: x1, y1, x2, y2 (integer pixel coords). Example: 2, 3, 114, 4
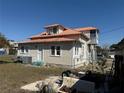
32, 61, 44, 66
9, 49, 17, 55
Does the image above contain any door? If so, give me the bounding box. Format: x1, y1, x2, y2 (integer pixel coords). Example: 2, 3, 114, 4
37, 45, 42, 61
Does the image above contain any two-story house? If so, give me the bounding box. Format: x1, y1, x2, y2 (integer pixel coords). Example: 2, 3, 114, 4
18, 24, 99, 68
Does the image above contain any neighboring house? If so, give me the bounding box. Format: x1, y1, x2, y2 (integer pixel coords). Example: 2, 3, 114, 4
109, 45, 116, 59
8, 40, 18, 49
18, 24, 99, 68
5, 40, 18, 55
115, 38, 124, 56
0, 48, 6, 55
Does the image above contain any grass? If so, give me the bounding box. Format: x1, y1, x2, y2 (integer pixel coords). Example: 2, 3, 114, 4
0, 55, 66, 93
0, 55, 112, 93
0, 55, 14, 62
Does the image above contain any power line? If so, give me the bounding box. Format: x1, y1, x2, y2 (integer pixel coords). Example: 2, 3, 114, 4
100, 25, 124, 35
96, 25, 124, 45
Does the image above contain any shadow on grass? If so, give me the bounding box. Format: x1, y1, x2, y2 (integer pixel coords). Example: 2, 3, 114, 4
0, 61, 13, 64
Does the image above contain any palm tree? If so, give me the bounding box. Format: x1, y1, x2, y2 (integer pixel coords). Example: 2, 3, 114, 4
0, 33, 10, 48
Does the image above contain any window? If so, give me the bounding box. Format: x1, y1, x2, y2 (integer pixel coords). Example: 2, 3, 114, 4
25, 47, 28, 53
75, 46, 79, 55
53, 27, 57, 34
56, 46, 60, 55
90, 30, 96, 38
81, 45, 84, 55
48, 27, 58, 35
20, 46, 28, 53
51, 46, 61, 56
51, 46, 55, 55
21, 46, 24, 53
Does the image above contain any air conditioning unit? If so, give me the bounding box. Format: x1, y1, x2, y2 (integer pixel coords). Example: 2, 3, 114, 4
19, 56, 32, 64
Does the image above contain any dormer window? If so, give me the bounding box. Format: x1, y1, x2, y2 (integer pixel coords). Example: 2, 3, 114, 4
53, 27, 57, 34
44, 24, 66, 35
48, 27, 58, 35
47, 27, 58, 35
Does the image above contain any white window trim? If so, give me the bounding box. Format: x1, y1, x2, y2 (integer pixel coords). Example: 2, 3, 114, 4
74, 46, 80, 56
73, 45, 81, 59
20, 46, 28, 54
50, 46, 61, 56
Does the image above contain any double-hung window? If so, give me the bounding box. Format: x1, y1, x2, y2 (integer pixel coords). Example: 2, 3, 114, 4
75, 46, 79, 56
51, 46, 55, 55
21, 46, 24, 53
20, 46, 28, 53
51, 46, 61, 56
56, 46, 60, 55
25, 47, 28, 53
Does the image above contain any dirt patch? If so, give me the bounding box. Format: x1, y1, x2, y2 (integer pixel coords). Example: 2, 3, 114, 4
0, 63, 66, 93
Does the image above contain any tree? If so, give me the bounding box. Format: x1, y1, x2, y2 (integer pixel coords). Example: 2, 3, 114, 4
102, 43, 110, 58
0, 33, 10, 48
96, 46, 102, 55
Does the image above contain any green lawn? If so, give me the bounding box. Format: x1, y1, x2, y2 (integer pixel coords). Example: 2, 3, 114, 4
0, 55, 66, 93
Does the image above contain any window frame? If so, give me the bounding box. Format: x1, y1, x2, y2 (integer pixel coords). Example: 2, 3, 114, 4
50, 46, 61, 56
51, 46, 55, 56
56, 46, 61, 56
74, 46, 79, 56
53, 27, 57, 34
20, 46, 24, 53
25, 46, 29, 53
20, 46, 29, 54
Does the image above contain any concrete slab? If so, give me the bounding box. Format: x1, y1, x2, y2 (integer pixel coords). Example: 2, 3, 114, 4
21, 76, 60, 92
21, 81, 42, 91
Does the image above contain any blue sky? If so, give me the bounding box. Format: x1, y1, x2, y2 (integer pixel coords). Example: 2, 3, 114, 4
0, 0, 124, 45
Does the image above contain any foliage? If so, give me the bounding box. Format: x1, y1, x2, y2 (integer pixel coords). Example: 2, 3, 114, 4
96, 44, 110, 58
96, 46, 102, 54
9, 48, 17, 55
96, 59, 107, 74
102, 43, 110, 58
0, 32, 10, 48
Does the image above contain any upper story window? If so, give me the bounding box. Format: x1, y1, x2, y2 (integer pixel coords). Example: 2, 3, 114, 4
90, 30, 96, 38
48, 27, 58, 35
53, 27, 57, 34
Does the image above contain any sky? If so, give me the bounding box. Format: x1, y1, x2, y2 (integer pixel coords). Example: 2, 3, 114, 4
0, 0, 124, 46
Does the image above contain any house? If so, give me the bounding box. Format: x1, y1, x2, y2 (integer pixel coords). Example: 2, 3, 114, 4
8, 40, 18, 49
109, 44, 116, 59
115, 38, 124, 56
17, 24, 99, 68
0, 48, 6, 55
